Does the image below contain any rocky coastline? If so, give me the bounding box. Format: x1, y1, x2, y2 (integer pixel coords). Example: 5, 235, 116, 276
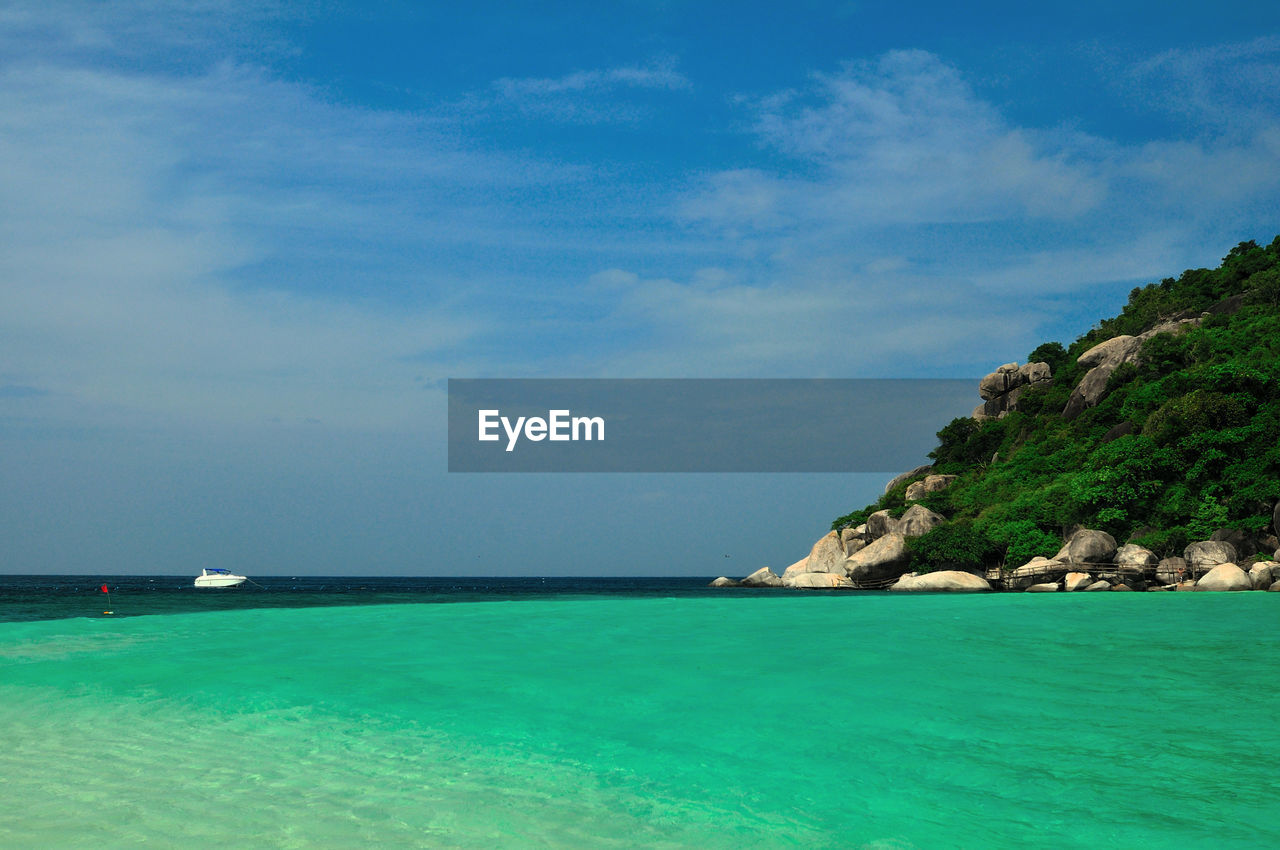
712, 326, 1280, 593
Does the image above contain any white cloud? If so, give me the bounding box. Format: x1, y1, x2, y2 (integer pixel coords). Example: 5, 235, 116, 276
486, 58, 691, 123
0, 61, 551, 430
493, 60, 690, 98
1128, 36, 1280, 126
683, 51, 1106, 231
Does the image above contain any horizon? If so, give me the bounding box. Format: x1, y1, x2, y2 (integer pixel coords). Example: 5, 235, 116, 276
4, 2, 1280, 576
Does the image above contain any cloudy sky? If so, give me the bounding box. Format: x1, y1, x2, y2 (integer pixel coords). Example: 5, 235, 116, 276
3, 1, 1279, 575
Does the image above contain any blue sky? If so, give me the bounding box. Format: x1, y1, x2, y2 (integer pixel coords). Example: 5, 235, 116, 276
2, 1, 1279, 575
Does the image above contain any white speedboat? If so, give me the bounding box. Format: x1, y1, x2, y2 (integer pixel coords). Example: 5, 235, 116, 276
194, 568, 248, 588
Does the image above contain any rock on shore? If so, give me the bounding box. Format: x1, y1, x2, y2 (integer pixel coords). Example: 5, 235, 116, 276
740, 567, 782, 587
889, 571, 991, 592
1195, 563, 1252, 592
845, 533, 910, 584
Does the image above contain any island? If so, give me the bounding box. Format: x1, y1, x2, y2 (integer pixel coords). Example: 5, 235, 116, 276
713, 236, 1280, 592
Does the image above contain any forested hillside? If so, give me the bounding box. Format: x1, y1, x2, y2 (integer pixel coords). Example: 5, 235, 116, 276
833, 236, 1280, 572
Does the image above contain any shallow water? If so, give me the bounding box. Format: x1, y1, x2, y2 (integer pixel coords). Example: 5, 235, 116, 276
1, 585, 1276, 848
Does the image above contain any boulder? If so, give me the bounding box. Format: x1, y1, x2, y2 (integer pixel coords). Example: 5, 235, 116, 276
1077, 335, 1142, 370
1136, 317, 1201, 343
709, 576, 738, 587
784, 572, 853, 589
1018, 361, 1052, 384
1270, 582, 1280, 592
845, 533, 911, 584
897, 505, 946, 538
866, 510, 899, 539
780, 557, 810, 581
1176, 581, 1198, 591
1211, 528, 1262, 559
1114, 543, 1157, 570
979, 363, 1022, 400
740, 567, 782, 588
1195, 563, 1252, 592
1114, 544, 1157, 582
805, 531, 849, 575
840, 527, 866, 555
1065, 529, 1118, 566
1155, 557, 1188, 585
889, 571, 991, 592
1184, 541, 1238, 574
1063, 364, 1117, 420
1101, 421, 1136, 443
1064, 572, 1094, 592
1085, 580, 1112, 591
1062, 337, 1149, 420
1274, 501, 1280, 537
1026, 583, 1059, 592
1112, 583, 1135, 591
1247, 563, 1276, 590
904, 474, 958, 502
884, 465, 933, 495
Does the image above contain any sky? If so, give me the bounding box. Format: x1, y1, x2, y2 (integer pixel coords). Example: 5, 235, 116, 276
2, 1, 1279, 576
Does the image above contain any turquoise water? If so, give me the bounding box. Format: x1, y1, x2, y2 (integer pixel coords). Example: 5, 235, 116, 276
1, 592, 1277, 848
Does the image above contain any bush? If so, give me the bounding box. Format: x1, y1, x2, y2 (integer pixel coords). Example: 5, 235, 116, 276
1027, 341, 1069, 375
982, 519, 1062, 567
904, 521, 996, 574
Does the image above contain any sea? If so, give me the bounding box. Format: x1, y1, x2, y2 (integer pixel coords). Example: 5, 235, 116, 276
1, 575, 1276, 848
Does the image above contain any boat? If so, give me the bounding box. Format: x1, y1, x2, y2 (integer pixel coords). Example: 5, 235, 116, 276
194, 568, 248, 588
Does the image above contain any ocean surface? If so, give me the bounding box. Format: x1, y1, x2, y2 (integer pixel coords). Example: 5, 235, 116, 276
1, 576, 1276, 848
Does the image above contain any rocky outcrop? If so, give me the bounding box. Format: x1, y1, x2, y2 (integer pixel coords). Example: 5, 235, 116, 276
845, 533, 911, 584
1062, 337, 1142, 420
865, 510, 899, 540
785, 572, 853, 589
1114, 543, 1156, 567
1077, 335, 1143, 371
1064, 572, 1094, 592
1210, 528, 1263, 559
805, 531, 849, 575
840, 528, 865, 555
1064, 529, 1118, 566
1247, 563, 1275, 590
974, 361, 1053, 420
889, 571, 991, 592
740, 567, 782, 588
780, 557, 810, 582
709, 576, 738, 587
1063, 320, 1203, 420
1184, 541, 1238, 573
884, 465, 933, 495
1114, 544, 1158, 573
1195, 563, 1252, 592
896, 505, 946, 538
904, 474, 958, 502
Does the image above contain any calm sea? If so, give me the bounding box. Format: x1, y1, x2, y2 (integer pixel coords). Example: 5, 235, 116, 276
1, 576, 1276, 848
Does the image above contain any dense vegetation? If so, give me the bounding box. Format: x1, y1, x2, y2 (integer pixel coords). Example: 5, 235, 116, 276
833, 236, 1280, 570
